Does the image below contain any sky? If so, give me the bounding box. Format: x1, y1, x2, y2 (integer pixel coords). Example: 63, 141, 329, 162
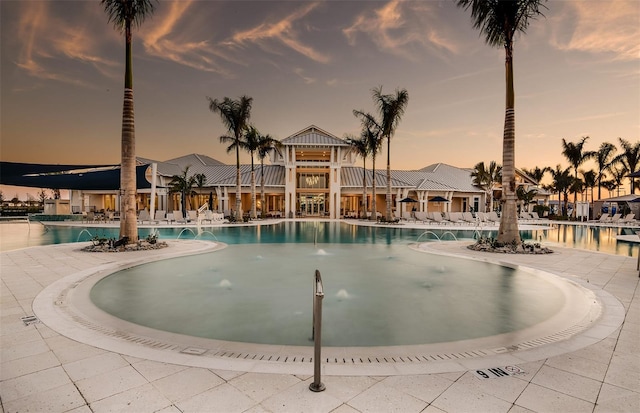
1, 0, 639, 200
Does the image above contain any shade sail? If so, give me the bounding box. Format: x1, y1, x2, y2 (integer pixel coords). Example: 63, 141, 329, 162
0, 162, 152, 190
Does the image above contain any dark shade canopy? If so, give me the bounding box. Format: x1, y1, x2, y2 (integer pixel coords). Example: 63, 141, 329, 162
628, 170, 640, 178
399, 197, 418, 203
429, 196, 450, 202
0, 161, 152, 190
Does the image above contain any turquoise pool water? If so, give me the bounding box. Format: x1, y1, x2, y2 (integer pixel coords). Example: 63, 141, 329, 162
1, 220, 638, 256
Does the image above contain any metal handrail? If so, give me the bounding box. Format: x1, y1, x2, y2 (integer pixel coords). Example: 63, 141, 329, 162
309, 269, 325, 392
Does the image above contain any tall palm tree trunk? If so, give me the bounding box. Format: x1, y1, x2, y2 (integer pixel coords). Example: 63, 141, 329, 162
260, 161, 266, 219
362, 159, 367, 219
497, 44, 521, 245
235, 146, 241, 221
371, 157, 377, 221
251, 157, 257, 219
386, 140, 392, 221
120, 21, 138, 242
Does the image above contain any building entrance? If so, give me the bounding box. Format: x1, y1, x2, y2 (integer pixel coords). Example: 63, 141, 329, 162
298, 194, 326, 216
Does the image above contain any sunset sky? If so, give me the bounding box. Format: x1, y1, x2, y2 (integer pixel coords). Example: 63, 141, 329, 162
1, 0, 638, 199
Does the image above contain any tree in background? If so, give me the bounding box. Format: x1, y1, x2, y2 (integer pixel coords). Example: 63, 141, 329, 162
352, 111, 384, 220
239, 126, 262, 219
594, 142, 617, 200
371, 86, 409, 221
549, 165, 572, 216
456, 0, 548, 246
615, 138, 640, 194
580, 169, 597, 204
194, 173, 207, 209
256, 133, 281, 219
168, 167, 196, 218
346, 135, 370, 219
208, 96, 253, 221
561, 136, 594, 217
102, 0, 157, 243
471, 161, 501, 212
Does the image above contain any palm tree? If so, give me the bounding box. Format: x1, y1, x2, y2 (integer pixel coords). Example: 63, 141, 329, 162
369, 86, 409, 221
561, 136, 594, 216
516, 186, 537, 213
456, 0, 547, 246
256, 133, 281, 219
594, 142, 617, 199
102, 0, 157, 243
610, 165, 629, 197
207, 96, 253, 221
580, 169, 597, 203
346, 135, 370, 219
521, 166, 549, 184
549, 165, 572, 216
168, 166, 196, 218
353, 111, 384, 220
194, 173, 207, 209
471, 161, 501, 212
615, 138, 640, 194
239, 126, 261, 219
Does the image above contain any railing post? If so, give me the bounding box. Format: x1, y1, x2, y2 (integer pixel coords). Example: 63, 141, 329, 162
309, 269, 325, 392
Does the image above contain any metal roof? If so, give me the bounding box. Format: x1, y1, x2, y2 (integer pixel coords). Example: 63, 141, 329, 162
281, 125, 349, 146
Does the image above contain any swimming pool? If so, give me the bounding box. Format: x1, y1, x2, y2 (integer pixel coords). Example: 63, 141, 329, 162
90, 241, 567, 347
1, 220, 638, 256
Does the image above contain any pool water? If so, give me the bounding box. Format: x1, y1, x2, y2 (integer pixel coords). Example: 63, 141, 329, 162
1, 220, 638, 256
90, 242, 565, 347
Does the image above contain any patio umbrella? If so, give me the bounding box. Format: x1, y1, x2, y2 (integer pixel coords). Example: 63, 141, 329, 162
399, 197, 418, 203
429, 196, 449, 202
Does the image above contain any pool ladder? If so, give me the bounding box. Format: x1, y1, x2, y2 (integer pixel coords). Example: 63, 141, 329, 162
309, 269, 325, 392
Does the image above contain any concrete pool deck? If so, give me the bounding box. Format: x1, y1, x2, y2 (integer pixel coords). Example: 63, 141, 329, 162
1, 231, 639, 412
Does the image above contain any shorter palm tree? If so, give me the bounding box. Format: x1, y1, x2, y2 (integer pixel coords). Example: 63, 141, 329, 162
168, 166, 196, 218
353, 112, 383, 220
256, 133, 281, 219
615, 138, 640, 194
471, 161, 501, 212
594, 142, 617, 199
516, 186, 538, 213
346, 134, 370, 219
194, 173, 207, 209
550, 165, 572, 216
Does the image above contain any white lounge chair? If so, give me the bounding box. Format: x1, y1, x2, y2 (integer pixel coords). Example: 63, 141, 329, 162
137, 209, 151, 224
486, 212, 500, 223
152, 210, 166, 224
462, 212, 476, 224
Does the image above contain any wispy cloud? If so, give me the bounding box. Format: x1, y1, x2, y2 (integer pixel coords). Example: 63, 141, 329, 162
15, 1, 117, 87
549, 1, 640, 61
343, 0, 460, 60
227, 2, 330, 64
141, 0, 237, 76
293, 68, 316, 84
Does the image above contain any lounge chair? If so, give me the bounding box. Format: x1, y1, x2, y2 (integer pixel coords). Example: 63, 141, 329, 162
137, 210, 151, 224
486, 212, 500, 223
430, 212, 448, 225
609, 213, 622, 224
621, 213, 636, 224
414, 211, 430, 223
462, 212, 476, 224
445, 212, 463, 224
152, 210, 166, 224
173, 210, 187, 224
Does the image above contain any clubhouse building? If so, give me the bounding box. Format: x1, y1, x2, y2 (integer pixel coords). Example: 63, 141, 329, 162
2, 125, 548, 219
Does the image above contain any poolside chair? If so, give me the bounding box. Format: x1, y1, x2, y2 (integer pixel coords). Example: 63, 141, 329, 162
137, 209, 151, 224
609, 213, 622, 224
486, 212, 500, 223
152, 210, 166, 224
414, 211, 429, 224
621, 213, 636, 224
462, 212, 476, 224
445, 212, 464, 224
172, 210, 187, 224
430, 212, 447, 225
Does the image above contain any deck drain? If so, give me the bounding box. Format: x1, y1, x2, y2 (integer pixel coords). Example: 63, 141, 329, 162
21, 315, 39, 326
181, 347, 207, 355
